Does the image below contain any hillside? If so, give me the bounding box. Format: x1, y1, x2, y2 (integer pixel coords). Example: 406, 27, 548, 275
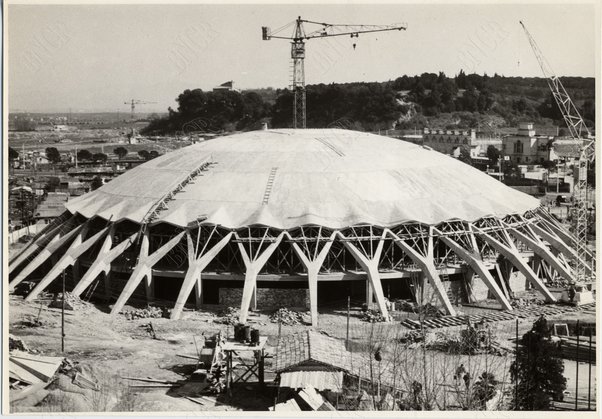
141, 72, 595, 135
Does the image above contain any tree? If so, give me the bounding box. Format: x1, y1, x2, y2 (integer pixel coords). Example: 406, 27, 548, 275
486, 145, 500, 165
92, 153, 108, 163
138, 150, 150, 160
510, 316, 566, 410
472, 372, 498, 409
541, 160, 557, 170
114, 147, 128, 159
45, 147, 62, 164
9, 147, 19, 161
77, 149, 93, 161
90, 176, 103, 190
457, 146, 473, 166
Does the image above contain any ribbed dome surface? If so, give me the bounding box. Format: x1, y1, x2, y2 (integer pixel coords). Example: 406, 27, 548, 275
66, 129, 540, 229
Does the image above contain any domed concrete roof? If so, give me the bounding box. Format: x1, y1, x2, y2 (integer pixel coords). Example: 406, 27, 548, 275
66, 129, 540, 229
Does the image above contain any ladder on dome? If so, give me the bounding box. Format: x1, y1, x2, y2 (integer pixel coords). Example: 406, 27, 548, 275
138, 158, 217, 240
262, 167, 278, 205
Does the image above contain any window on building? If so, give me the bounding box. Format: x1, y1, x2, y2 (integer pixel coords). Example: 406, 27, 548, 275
514, 141, 523, 154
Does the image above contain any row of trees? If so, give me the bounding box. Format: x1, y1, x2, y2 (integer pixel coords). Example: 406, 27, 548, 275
39, 146, 159, 165
142, 72, 594, 134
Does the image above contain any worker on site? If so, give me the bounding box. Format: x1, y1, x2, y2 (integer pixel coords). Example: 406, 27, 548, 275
568, 282, 576, 303
454, 363, 466, 382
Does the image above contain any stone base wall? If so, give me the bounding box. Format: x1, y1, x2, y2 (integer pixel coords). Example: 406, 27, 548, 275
508, 271, 528, 294
219, 287, 309, 309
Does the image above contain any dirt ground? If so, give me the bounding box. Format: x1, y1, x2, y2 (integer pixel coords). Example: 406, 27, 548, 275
8, 293, 597, 413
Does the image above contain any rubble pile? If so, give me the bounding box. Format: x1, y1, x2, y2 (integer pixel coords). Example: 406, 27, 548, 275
511, 296, 544, 309
214, 307, 239, 325
426, 326, 507, 355
361, 309, 386, 323
269, 308, 304, 325
397, 330, 426, 345
49, 292, 93, 311
121, 305, 165, 320
9, 335, 28, 352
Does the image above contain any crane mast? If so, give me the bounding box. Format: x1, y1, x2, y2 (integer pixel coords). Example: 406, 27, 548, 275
520, 21, 595, 282
263, 16, 407, 128
124, 99, 157, 121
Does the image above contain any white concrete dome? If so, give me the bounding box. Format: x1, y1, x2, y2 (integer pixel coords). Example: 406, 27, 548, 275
66, 129, 540, 229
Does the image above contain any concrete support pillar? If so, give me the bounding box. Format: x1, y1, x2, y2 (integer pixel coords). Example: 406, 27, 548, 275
104, 271, 112, 301
508, 227, 575, 284
194, 276, 203, 309
111, 231, 186, 315
387, 229, 456, 316
10, 224, 85, 292
366, 279, 373, 306
237, 232, 284, 324
475, 228, 556, 302
26, 225, 110, 301
9, 215, 76, 274
72, 260, 81, 287
435, 230, 512, 311
145, 273, 154, 302
287, 231, 336, 327
71, 231, 138, 298
338, 231, 390, 320
251, 285, 257, 311
170, 231, 233, 320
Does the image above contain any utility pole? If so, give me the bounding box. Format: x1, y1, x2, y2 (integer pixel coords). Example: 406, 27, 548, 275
61, 270, 66, 353
346, 296, 350, 349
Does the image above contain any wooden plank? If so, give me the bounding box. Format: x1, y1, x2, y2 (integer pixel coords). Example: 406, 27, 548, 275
121, 376, 177, 384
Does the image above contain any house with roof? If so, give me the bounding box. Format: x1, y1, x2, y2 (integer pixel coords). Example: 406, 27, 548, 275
275, 331, 351, 393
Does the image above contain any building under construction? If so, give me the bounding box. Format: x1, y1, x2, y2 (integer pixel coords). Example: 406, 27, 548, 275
8, 129, 593, 325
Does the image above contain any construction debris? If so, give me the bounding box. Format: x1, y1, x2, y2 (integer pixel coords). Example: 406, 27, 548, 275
214, 306, 239, 325
9, 335, 29, 352
361, 309, 386, 323
48, 292, 93, 311
269, 307, 304, 325
426, 324, 507, 355
121, 305, 165, 320
274, 385, 336, 411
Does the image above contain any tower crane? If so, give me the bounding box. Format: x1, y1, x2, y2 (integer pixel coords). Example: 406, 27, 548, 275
124, 99, 157, 121
262, 17, 407, 128
520, 21, 595, 283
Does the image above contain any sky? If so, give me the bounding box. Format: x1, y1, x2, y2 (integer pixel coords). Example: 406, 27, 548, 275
7, 1, 598, 113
